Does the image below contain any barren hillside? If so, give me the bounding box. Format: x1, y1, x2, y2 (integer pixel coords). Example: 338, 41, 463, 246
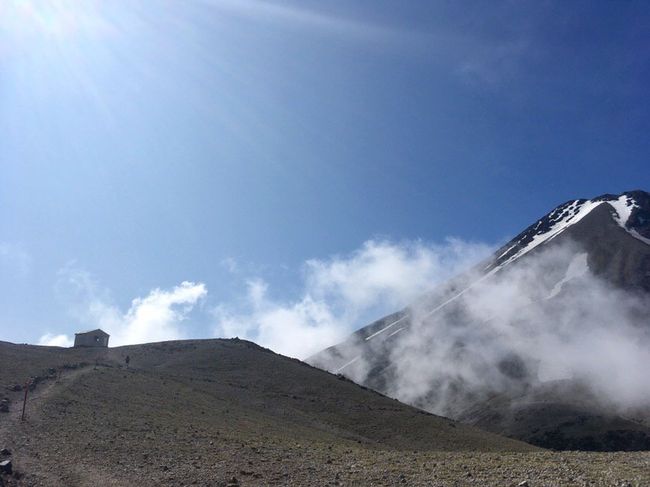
0, 339, 648, 486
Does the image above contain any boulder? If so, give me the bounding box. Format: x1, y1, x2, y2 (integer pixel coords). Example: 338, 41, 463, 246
0, 460, 11, 474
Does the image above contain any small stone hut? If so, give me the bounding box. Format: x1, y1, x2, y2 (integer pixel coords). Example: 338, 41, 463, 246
73, 329, 109, 348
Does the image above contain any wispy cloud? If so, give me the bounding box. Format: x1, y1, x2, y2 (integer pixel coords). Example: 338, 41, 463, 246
455, 38, 530, 90
202, 0, 406, 42
214, 278, 344, 359
213, 238, 494, 358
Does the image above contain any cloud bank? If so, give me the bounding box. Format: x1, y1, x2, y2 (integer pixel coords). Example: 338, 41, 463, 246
317, 242, 650, 415
213, 238, 494, 358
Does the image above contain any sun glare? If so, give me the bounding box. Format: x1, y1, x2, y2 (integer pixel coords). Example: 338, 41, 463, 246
0, 0, 112, 40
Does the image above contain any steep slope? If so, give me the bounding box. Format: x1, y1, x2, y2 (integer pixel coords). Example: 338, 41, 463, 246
308, 190, 650, 451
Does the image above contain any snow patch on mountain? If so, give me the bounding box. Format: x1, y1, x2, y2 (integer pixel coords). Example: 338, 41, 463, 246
547, 252, 589, 299
499, 193, 649, 271
608, 194, 650, 246
609, 194, 636, 226
501, 199, 604, 266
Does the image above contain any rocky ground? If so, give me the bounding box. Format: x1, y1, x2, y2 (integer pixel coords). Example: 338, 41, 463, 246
0, 339, 648, 486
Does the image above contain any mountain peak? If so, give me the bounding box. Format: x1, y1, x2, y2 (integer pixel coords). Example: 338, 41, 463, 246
493, 190, 650, 268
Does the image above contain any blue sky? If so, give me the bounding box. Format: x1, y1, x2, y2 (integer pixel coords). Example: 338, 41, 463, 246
1, 0, 649, 356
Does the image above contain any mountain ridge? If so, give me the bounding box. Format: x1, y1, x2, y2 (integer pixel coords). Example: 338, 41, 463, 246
308, 190, 650, 451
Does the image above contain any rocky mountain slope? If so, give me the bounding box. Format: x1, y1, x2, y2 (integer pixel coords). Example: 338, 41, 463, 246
309, 190, 650, 451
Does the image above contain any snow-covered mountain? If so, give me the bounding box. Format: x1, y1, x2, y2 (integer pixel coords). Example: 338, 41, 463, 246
491, 191, 650, 270
308, 190, 650, 451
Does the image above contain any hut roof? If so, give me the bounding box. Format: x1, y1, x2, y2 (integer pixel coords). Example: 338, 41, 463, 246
74, 328, 110, 336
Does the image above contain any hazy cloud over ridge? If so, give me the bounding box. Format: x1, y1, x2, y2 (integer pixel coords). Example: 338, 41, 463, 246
326, 242, 650, 415
213, 238, 494, 358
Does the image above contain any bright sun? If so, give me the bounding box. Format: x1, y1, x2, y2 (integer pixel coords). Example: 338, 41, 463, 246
0, 0, 111, 40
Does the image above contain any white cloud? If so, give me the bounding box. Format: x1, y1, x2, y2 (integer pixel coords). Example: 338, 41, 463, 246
111, 281, 207, 346
213, 238, 494, 359
220, 257, 239, 274
38, 333, 73, 348
51, 266, 207, 347
214, 278, 347, 359
319, 242, 650, 415
306, 238, 493, 310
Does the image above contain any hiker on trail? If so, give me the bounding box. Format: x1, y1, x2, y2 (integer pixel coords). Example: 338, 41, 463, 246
125, 355, 130, 369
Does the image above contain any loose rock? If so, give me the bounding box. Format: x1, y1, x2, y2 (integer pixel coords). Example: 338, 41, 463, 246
0, 460, 12, 475
0, 449, 10, 456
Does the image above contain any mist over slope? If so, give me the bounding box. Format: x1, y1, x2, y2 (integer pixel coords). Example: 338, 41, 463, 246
309, 190, 650, 451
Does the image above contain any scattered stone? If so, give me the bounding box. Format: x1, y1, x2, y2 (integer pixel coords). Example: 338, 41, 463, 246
0, 449, 10, 456
0, 399, 9, 413
8, 385, 21, 392
227, 476, 239, 486
0, 460, 12, 475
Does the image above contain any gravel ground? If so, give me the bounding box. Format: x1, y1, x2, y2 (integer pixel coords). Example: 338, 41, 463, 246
0, 340, 648, 486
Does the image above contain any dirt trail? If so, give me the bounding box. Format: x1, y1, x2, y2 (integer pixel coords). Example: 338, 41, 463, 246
2, 366, 93, 428
0, 365, 98, 485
